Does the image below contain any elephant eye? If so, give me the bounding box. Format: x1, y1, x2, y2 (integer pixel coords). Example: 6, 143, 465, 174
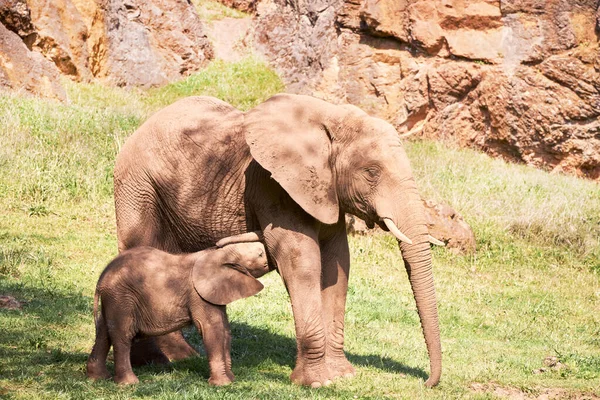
363, 166, 381, 183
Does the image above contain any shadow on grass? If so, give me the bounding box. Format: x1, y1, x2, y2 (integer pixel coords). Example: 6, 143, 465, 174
226, 322, 428, 381
0, 279, 427, 398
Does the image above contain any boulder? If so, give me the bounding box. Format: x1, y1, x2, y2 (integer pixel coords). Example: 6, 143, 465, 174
0, 21, 66, 101
422, 199, 476, 254
253, 0, 339, 95
92, 0, 214, 87
26, 0, 92, 81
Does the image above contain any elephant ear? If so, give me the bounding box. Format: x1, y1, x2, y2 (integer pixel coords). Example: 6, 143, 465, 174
192, 262, 264, 305
244, 94, 340, 225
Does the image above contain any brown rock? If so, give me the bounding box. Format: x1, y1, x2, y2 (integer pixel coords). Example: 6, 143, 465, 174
0, 0, 33, 37
409, 0, 504, 60
424, 59, 600, 179
445, 28, 504, 63
359, 0, 410, 42
1, 0, 213, 90
334, 31, 405, 123
92, 0, 213, 87
204, 16, 252, 62
338, 0, 362, 31
0, 22, 66, 100
26, 0, 92, 80
427, 61, 483, 111
423, 199, 476, 254
253, 0, 339, 95
409, 3, 445, 53
0, 295, 23, 310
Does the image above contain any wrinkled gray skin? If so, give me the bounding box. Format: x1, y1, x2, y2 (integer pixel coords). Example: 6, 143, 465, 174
86, 241, 267, 386
114, 94, 441, 387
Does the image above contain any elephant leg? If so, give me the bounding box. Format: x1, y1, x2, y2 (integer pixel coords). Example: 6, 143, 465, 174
107, 314, 138, 385
260, 223, 333, 387
154, 331, 199, 361
86, 312, 112, 380
320, 219, 355, 380
113, 337, 139, 385
224, 315, 234, 382
192, 305, 234, 386
115, 192, 197, 365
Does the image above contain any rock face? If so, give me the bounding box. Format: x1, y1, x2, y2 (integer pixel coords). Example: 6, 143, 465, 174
90, 0, 213, 87
0, 0, 213, 98
252, 0, 600, 180
0, 20, 67, 101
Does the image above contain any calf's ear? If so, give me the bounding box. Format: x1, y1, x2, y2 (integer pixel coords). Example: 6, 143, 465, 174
192, 263, 264, 305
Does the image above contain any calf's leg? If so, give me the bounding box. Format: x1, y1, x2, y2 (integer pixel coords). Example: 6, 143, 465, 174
86, 312, 112, 380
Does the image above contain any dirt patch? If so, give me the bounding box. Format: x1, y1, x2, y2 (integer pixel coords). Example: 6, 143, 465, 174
0, 295, 24, 310
533, 356, 568, 375
470, 383, 600, 400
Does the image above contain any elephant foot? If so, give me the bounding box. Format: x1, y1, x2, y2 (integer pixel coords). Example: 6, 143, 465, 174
130, 337, 170, 367
114, 372, 139, 385
226, 370, 235, 382
327, 355, 356, 380
86, 362, 111, 381
208, 374, 234, 386
290, 362, 333, 388
154, 331, 198, 361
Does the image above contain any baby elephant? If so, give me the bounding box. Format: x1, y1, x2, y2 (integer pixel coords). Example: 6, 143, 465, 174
86, 235, 267, 386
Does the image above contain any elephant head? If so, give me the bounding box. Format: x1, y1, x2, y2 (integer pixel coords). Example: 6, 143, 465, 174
193, 242, 266, 305
244, 94, 442, 387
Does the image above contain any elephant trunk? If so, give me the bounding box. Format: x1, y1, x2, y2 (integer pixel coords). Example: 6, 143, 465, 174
399, 231, 441, 387
378, 187, 442, 387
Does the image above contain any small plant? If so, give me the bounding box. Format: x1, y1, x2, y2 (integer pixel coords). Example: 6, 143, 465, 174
0, 248, 26, 277
26, 205, 49, 217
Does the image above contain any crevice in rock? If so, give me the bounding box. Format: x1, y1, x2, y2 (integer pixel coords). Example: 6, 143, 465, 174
425, 71, 436, 112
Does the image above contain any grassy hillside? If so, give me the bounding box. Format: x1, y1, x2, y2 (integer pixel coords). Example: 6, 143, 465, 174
0, 56, 598, 399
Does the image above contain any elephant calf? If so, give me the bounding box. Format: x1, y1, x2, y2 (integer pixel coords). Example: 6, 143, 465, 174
86, 238, 266, 386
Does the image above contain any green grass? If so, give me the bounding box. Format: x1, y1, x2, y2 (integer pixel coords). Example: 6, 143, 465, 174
1, 57, 599, 399
192, 0, 249, 22
145, 57, 284, 111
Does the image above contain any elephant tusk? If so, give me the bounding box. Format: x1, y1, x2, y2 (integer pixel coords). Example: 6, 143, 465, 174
216, 231, 263, 247
428, 235, 445, 246
382, 218, 413, 245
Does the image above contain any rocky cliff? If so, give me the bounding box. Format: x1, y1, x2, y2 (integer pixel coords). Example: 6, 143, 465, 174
1, 0, 599, 181
252, 0, 600, 180
0, 0, 213, 100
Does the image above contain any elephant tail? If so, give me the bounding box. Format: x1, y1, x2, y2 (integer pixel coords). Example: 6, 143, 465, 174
93, 285, 100, 327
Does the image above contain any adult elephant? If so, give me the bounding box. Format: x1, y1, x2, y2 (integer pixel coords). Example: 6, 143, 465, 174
114, 94, 442, 387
